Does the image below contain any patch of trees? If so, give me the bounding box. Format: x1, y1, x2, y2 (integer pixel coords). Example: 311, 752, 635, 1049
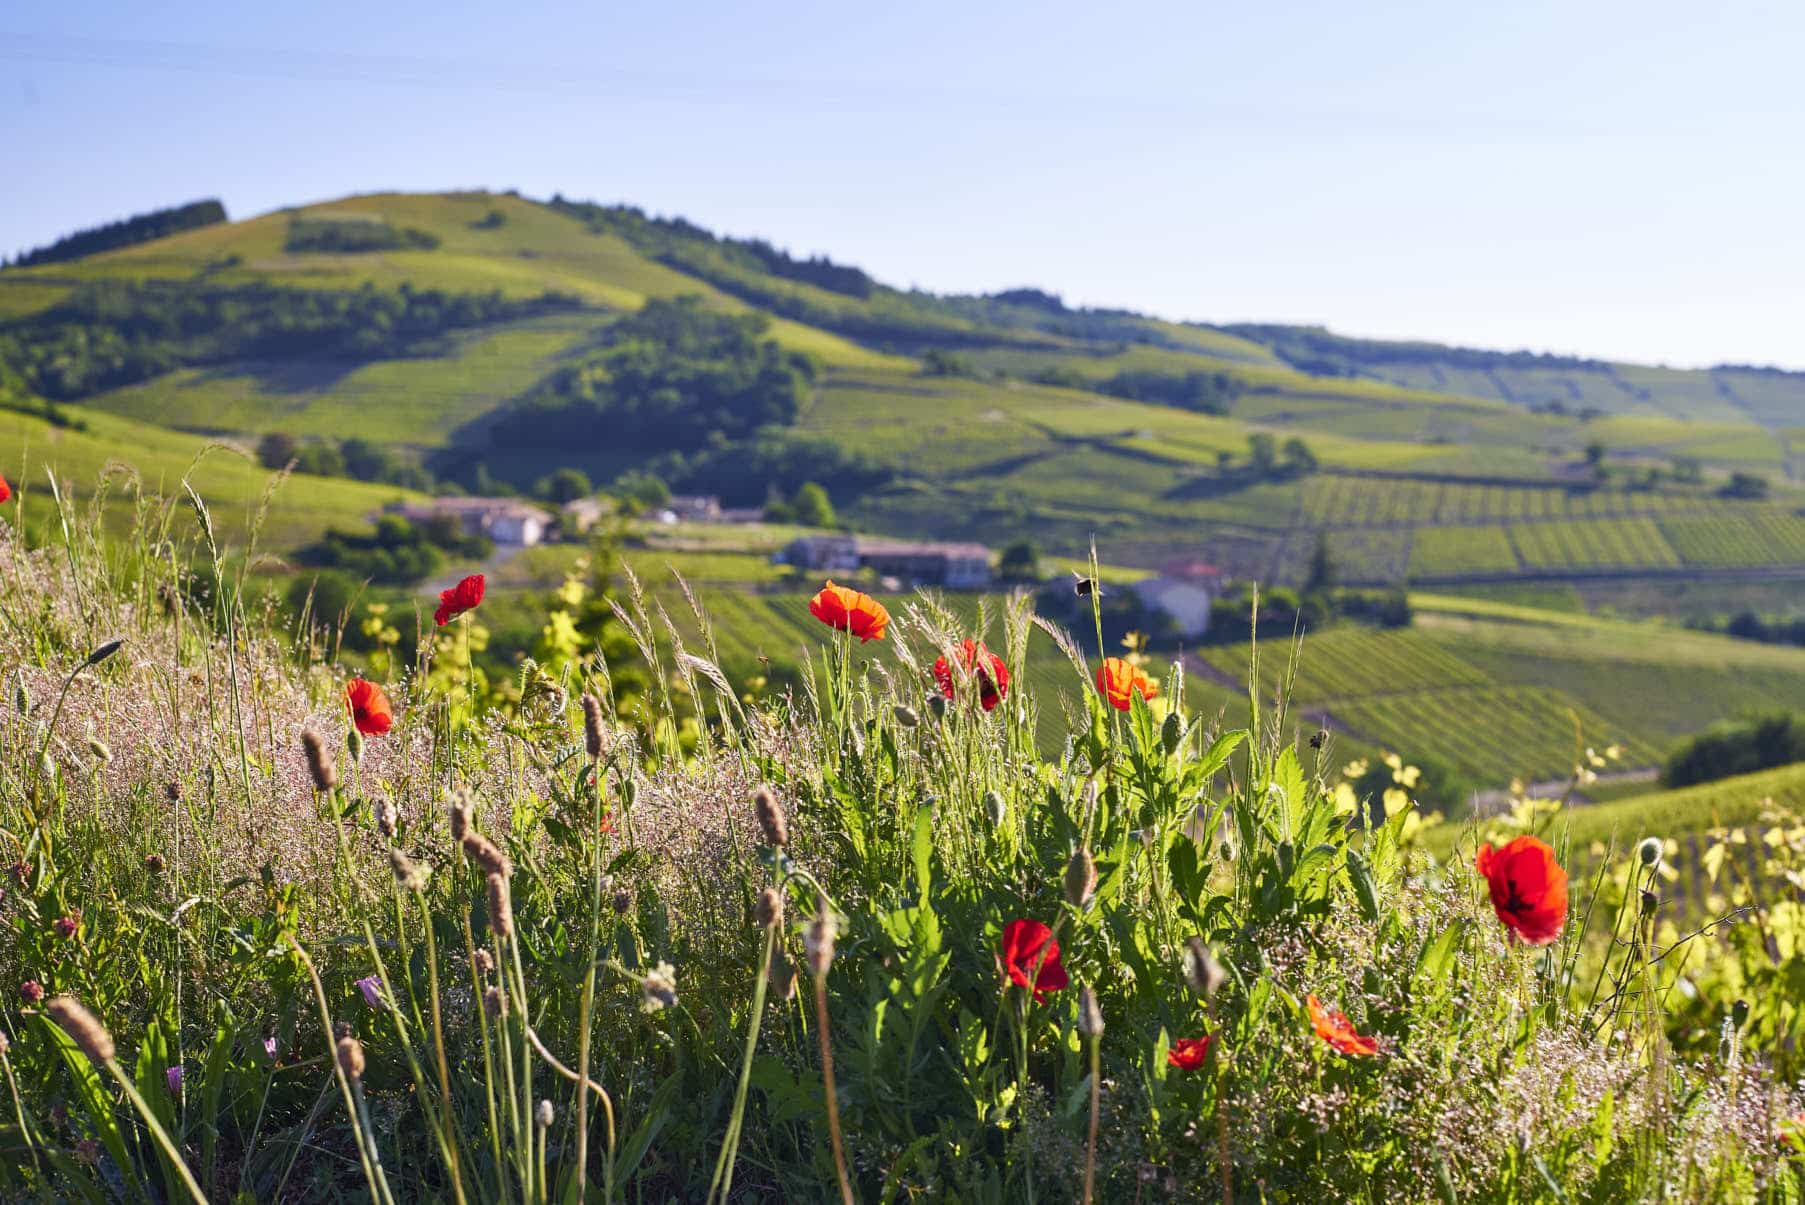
1202, 580, 1410, 645
1689, 610, 1805, 649
1663, 711, 1805, 789
1027, 366, 1242, 414
256, 432, 434, 490
491, 296, 816, 453
645, 430, 891, 508
300, 512, 491, 586
1222, 323, 1609, 378
763, 481, 835, 526
0, 280, 580, 400
9, 199, 227, 267
1720, 472, 1770, 500
1096, 368, 1243, 415
284, 218, 441, 254
547, 199, 873, 298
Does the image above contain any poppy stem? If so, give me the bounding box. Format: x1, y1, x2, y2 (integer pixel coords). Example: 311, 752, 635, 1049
1082, 1030, 1100, 1205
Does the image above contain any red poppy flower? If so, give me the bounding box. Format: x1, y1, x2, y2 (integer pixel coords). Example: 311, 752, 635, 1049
1475, 835, 1569, 946
1167, 1035, 1213, 1070
345, 678, 393, 736
434, 573, 485, 626
0, 474, 10, 505
1095, 657, 1159, 711
808, 581, 889, 642
997, 918, 1069, 1002
1307, 994, 1379, 1057
933, 639, 1010, 711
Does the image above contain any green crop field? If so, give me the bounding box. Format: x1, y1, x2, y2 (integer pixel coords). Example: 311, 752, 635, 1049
1407, 525, 1519, 577
1508, 517, 1681, 570
1658, 510, 1805, 565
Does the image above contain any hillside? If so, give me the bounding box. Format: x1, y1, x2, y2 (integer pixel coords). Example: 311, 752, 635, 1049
3, 188, 1803, 589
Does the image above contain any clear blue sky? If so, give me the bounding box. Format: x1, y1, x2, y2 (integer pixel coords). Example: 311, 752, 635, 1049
6, 1, 1802, 368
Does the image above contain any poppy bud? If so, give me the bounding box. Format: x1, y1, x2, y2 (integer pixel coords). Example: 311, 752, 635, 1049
164, 780, 182, 803
1637, 837, 1663, 868
1161, 710, 1183, 755
752, 787, 788, 848
346, 729, 364, 764
1182, 937, 1227, 1001
486, 874, 514, 938
13, 677, 27, 715
581, 692, 607, 759
81, 638, 124, 669
753, 887, 783, 929
892, 704, 920, 729
1064, 847, 1097, 910
46, 997, 114, 1064
612, 888, 632, 915
926, 694, 948, 720
85, 735, 111, 765
1078, 985, 1104, 1037
983, 791, 1006, 828
536, 1099, 554, 1129
804, 897, 837, 978
336, 1036, 365, 1080
1639, 889, 1658, 917
1731, 998, 1750, 1027
301, 730, 337, 792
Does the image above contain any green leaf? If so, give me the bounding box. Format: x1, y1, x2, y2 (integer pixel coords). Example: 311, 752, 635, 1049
910, 804, 934, 898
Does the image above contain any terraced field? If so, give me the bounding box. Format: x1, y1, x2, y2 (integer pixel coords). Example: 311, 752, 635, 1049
1658, 510, 1805, 565
1508, 517, 1681, 570
1328, 686, 1650, 784
1197, 627, 1489, 704
1302, 474, 1710, 527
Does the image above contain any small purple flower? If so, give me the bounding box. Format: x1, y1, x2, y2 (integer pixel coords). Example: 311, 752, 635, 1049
263, 1036, 279, 1059
165, 1065, 183, 1094
356, 975, 383, 1010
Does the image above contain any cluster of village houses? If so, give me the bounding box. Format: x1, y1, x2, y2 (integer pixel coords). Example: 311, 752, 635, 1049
386, 493, 1222, 637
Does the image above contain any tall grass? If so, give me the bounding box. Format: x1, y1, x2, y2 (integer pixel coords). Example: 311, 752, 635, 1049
0, 474, 1799, 1201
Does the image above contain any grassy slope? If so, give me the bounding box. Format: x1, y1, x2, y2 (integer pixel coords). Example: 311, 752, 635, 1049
0, 407, 418, 548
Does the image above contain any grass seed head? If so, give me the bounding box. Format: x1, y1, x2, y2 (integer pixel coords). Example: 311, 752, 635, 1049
474, 948, 494, 975
301, 730, 336, 792
335, 1036, 365, 1080
482, 985, 505, 1016
753, 786, 788, 848
536, 1099, 554, 1129
754, 887, 783, 929
486, 873, 514, 938
46, 997, 114, 1064
462, 830, 512, 878
448, 790, 472, 840
769, 956, 798, 1002
641, 961, 677, 1012
1183, 937, 1227, 1001
388, 849, 428, 891
581, 692, 607, 758
804, 896, 837, 978
1637, 836, 1663, 868
612, 887, 632, 915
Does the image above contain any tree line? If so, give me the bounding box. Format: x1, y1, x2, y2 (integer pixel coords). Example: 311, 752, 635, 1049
7, 199, 227, 267
0, 280, 582, 400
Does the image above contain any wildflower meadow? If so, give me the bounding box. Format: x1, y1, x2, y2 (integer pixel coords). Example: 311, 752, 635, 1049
0, 474, 1800, 1203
